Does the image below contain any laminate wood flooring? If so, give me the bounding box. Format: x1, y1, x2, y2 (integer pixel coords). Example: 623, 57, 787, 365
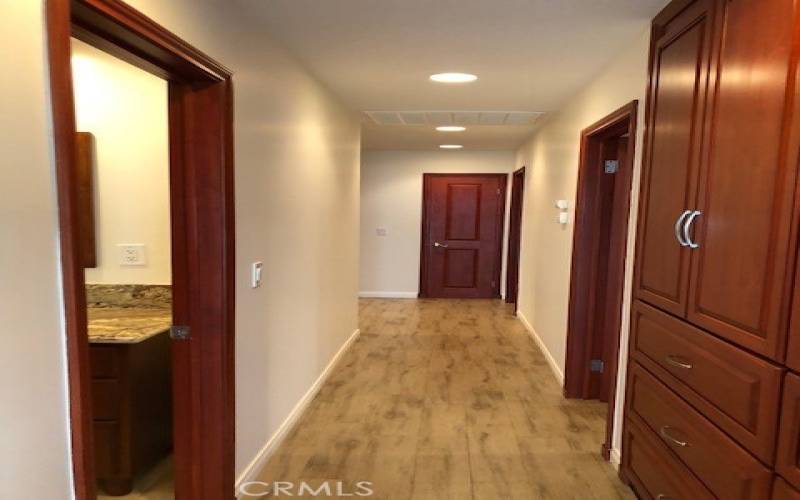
251, 299, 635, 500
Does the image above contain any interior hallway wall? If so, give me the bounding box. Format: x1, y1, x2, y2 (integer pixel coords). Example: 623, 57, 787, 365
72, 39, 171, 285
0, 1, 360, 497
514, 27, 651, 462
360, 150, 515, 297
0, 2, 74, 498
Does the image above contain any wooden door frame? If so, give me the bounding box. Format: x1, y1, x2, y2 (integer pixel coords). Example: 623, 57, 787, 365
418, 173, 507, 299
563, 101, 638, 460
505, 167, 526, 309
46, 1, 235, 499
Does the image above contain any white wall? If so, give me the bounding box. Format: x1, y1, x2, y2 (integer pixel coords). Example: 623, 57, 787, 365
0, 1, 360, 497
514, 27, 651, 461
0, 1, 74, 498
72, 39, 171, 285
360, 150, 515, 297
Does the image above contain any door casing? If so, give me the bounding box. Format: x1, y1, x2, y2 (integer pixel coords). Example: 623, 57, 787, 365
46, 1, 235, 498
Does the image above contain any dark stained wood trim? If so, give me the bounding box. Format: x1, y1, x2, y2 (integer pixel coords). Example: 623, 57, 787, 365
46, 3, 95, 498
46, 1, 235, 499
562, 101, 638, 461
418, 173, 508, 299
505, 167, 525, 309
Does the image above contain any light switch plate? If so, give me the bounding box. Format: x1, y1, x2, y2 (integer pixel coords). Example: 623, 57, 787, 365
118, 244, 146, 266
251, 261, 264, 288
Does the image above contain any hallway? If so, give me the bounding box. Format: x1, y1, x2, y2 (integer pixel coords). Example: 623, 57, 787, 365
253, 300, 634, 499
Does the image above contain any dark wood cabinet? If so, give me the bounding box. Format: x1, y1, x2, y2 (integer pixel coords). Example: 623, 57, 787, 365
634, 0, 798, 361
624, 0, 800, 495
629, 301, 783, 462
778, 374, 800, 491
775, 478, 800, 500
622, 415, 715, 500
626, 362, 772, 499
90, 332, 172, 495
633, 0, 715, 317
685, 0, 799, 361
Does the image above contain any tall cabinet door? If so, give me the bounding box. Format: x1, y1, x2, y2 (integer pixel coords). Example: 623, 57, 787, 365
633, 0, 718, 317
686, 0, 800, 360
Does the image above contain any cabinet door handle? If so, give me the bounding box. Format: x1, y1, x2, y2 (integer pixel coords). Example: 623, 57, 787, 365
674, 210, 691, 247
656, 495, 672, 500
660, 426, 688, 447
683, 210, 702, 249
434, 241, 449, 248
665, 355, 693, 370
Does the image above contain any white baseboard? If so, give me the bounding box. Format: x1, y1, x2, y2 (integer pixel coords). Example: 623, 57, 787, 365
359, 291, 417, 299
516, 311, 565, 386
610, 448, 622, 469
234, 328, 361, 497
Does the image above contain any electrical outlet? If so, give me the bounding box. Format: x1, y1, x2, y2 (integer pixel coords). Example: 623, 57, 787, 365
376, 227, 388, 237
118, 244, 147, 266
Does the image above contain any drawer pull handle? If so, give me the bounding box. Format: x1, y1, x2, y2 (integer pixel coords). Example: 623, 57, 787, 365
656, 495, 672, 500
665, 355, 693, 370
660, 426, 688, 447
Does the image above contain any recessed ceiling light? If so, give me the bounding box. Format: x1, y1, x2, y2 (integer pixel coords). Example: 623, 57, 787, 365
436, 126, 466, 132
430, 73, 478, 83
440, 144, 464, 149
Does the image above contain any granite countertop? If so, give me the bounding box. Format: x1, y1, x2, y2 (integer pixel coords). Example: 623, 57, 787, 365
88, 307, 172, 344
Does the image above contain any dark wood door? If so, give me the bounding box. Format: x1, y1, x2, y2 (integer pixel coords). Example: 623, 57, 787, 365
686, 0, 799, 360
420, 174, 506, 299
778, 373, 800, 491
633, 0, 717, 317
505, 168, 525, 306
788, 271, 800, 371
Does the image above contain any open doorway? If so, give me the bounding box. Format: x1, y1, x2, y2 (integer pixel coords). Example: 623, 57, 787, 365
563, 101, 638, 460
47, 1, 234, 499
72, 38, 174, 498
505, 167, 525, 310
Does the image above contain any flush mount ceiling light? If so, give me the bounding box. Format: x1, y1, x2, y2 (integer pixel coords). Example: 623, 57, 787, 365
429, 73, 478, 83
440, 144, 464, 149
436, 126, 466, 132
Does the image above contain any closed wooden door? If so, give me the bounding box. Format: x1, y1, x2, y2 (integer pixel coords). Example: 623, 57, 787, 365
420, 174, 506, 299
633, 0, 717, 317
686, 0, 799, 360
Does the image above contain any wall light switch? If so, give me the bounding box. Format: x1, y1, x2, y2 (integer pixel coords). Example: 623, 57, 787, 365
118, 244, 146, 266
376, 227, 388, 237
251, 261, 264, 289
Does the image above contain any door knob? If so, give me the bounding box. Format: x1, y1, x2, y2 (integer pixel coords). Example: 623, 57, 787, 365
434, 241, 449, 248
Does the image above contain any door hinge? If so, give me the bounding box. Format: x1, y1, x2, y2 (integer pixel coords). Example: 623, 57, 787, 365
604, 160, 619, 174
170, 325, 191, 340
590, 359, 604, 373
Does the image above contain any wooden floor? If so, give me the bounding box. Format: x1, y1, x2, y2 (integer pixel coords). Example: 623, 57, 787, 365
253, 299, 634, 499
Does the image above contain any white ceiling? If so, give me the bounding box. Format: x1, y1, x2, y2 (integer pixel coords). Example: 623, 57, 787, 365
239, 0, 667, 149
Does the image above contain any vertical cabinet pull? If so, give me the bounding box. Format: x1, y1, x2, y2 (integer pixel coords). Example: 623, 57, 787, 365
683, 210, 702, 249
675, 210, 691, 246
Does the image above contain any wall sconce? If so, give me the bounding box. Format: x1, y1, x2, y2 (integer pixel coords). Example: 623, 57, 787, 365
555, 199, 569, 225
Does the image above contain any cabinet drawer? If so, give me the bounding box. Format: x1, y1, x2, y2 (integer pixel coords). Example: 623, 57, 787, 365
630, 301, 783, 462
91, 379, 122, 421
90, 345, 119, 379
622, 416, 715, 500
627, 362, 771, 500
777, 374, 800, 490
775, 478, 800, 500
